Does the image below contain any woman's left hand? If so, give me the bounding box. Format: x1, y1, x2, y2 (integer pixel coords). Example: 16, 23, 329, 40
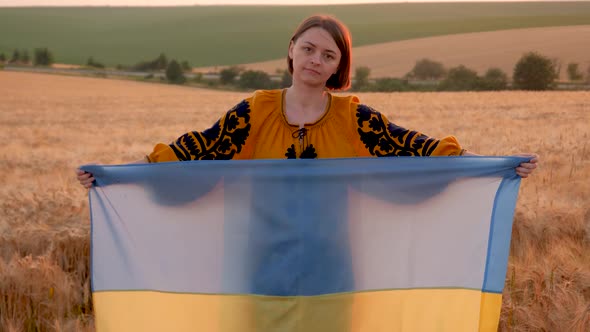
515, 154, 538, 178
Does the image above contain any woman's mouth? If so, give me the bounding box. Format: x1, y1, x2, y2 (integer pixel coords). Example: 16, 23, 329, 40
304, 68, 321, 75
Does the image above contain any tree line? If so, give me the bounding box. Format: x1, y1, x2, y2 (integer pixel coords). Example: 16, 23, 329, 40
0, 48, 55, 66
1, 48, 588, 91
122, 51, 590, 91
352, 52, 590, 92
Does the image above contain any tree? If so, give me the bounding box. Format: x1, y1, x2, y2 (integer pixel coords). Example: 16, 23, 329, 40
513, 52, 557, 90
552, 58, 562, 80
181, 60, 191, 72
374, 78, 408, 92
352, 66, 371, 91
10, 49, 20, 63
480, 68, 508, 91
280, 69, 292, 88
238, 70, 272, 90
21, 50, 30, 64
154, 53, 168, 70
0, 53, 6, 63
438, 65, 481, 91
407, 58, 446, 80
165, 60, 186, 84
220, 66, 241, 85
33, 48, 54, 66
87, 56, 105, 69
133, 53, 168, 71
566, 63, 583, 81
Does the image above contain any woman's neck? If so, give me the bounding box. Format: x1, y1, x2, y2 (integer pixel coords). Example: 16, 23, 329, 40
285, 84, 328, 118
284, 84, 329, 127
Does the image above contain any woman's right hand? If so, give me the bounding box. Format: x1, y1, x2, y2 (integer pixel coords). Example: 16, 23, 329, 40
76, 169, 95, 189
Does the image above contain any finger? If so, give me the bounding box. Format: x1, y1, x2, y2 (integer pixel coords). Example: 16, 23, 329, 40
82, 176, 95, 184
77, 173, 91, 181
81, 177, 94, 184
525, 155, 539, 163
79, 171, 94, 179
83, 178, 95, 188
79, 174, 94, 184
519, 162, 537, 170
516, 167, 534, 176
515, 153, 538, 162
516, 165, 534, 172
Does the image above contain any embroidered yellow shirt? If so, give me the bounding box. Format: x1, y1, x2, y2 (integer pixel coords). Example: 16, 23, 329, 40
148, 89, 463, 162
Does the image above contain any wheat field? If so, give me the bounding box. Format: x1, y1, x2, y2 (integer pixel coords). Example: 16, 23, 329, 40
0, 71, 589, 331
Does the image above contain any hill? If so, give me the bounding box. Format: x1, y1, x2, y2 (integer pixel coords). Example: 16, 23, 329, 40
0, 2, 589, 67
219, 25, 590, 80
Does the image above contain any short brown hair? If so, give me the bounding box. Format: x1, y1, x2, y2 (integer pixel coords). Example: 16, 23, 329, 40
287, 15, 352, 91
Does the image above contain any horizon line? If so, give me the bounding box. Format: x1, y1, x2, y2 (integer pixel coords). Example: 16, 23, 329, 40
2, 0, 587, 8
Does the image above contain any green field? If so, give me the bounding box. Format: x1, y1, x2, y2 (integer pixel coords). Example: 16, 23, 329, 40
1, 2, 589, 68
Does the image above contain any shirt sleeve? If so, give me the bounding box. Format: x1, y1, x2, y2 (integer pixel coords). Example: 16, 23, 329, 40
353, 104, 464, 157
147, 99, 252, 162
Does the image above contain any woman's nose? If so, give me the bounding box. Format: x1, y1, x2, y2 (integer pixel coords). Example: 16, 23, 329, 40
310, 52, 321, 65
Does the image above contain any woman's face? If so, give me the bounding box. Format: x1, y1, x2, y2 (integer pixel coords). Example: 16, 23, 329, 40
289, 27, 342, 88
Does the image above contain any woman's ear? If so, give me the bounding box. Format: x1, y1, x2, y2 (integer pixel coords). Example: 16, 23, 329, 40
288, 40, 294, 59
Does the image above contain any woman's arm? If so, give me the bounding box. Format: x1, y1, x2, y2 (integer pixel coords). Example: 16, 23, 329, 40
77, 97, 254, 189
77, 97, 253, 189
353, 104, 463, 157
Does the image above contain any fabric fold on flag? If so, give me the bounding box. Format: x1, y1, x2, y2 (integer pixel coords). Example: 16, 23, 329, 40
83, 156, 524, 332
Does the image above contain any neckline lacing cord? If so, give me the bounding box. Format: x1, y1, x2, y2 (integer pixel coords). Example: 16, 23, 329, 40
292, 127, 309, 155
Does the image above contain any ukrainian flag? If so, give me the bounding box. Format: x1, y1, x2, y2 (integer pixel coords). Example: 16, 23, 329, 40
83, 156, 524, 332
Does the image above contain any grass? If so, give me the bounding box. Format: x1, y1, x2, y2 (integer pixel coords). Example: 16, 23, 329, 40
0, 2, 589, 67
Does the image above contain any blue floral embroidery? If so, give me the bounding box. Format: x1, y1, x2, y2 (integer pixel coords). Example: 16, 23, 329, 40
171, 100, 252, 160
356, 104, 439, 156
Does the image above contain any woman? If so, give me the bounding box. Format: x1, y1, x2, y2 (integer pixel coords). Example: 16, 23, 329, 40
78, 15, 538, 330
78, 14, 537, 187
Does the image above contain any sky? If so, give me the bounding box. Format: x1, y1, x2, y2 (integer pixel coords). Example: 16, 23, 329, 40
0, 0, 574, 7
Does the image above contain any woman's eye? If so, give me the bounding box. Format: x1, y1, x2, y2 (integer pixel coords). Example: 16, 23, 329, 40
324, 54, 334, 60
303, 47, 312, 52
